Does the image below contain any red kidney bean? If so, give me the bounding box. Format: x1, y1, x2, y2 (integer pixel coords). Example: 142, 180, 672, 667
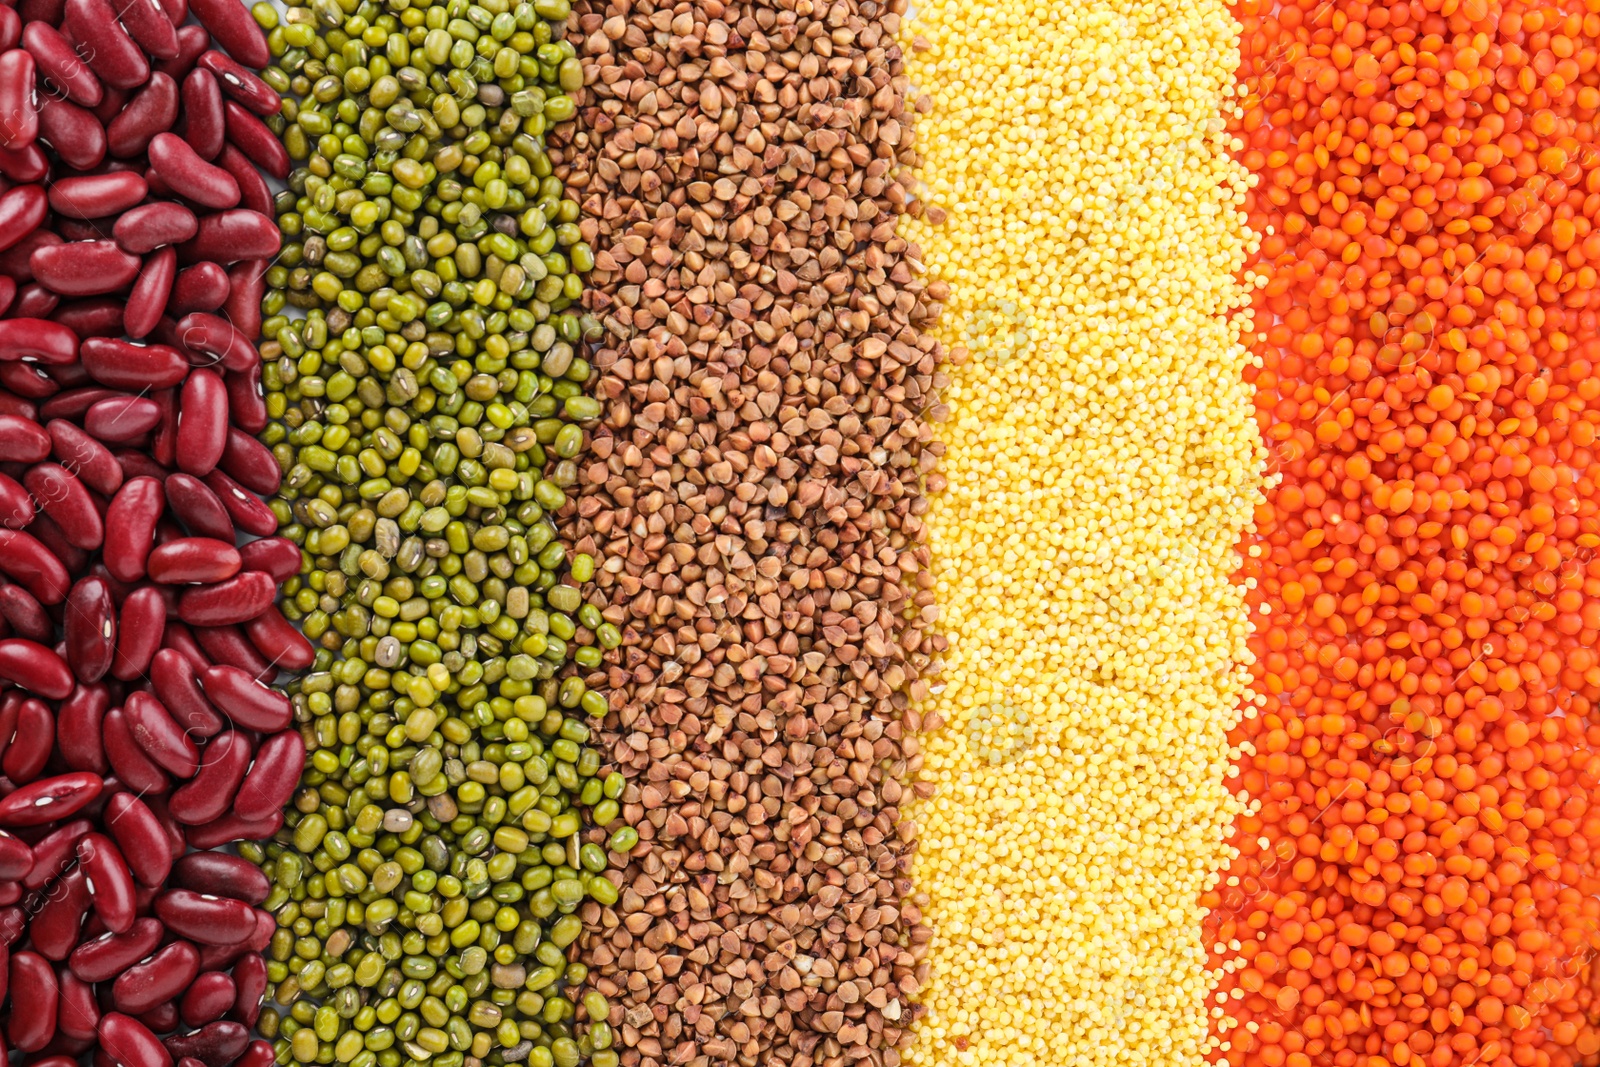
31, 241, 142, 296
1, 696, 51, 781
185, 0, 266, 67
110, 587, 164, 681
219, 103, 285, 181
147, 537, 240, 584
55, 683, 108, 773
170, 853, 267, 906
232, 1040, 272, 1067
192, 624, 270, 680
0, 826, 31, 880
63, 0, 149, 90
48, 422, 122, 499
112, 0, 179, 61
148, 649, 222, 737
115, 202, 197, 255
45, 357, 92, 387
112, 940, 197, 1014
159, 622, 206, 671
43, 386, 119, 421
0, 227, 60, 280
114, 451, 168, 481
177, 570, 273, 628
242, 609, 312, 671
174, 367, 226, 475
162, 472, 231, 541
103, 707, 169, 793
0, 359, 60, 398
220, 369, 264, 440
0, 637, 73, 697
26, 513, 90, 585
99, 1013, 171, 1067
147, 132, 237, 209
124, 690, 197, 777
0, 412, 49, 461
135, 1000, 180, 1036
0, 139, 47, 181
224, 955, 264, 1027
24, 23, 100, 106
0, 273, 14, 316
88, 84, 129, 129
152, 23, 207, 82
28, 865, 88, 959
84, 396, 161, 444
102, 792, 172, 888
200, 472, 272, 540
106, 72, 178, 159
179, 69, 223, 161
50, 299, 121, 340
61, 575, 114, 683
195, 663, 286, 729
165, 730, 246, 825
150, 384, 177, 467
124, 246, 177, 340
174, 311, 252, 371
219, 258, 263, 334
11, 952, 60, 1049
0, 48, 37, 149
0, 389, 39, 422
0, 583, 51, 640
179, 971, 234, 1028
36, 95, 105, 171
0, 9, 18, 52
0, 904, 25, 943
0, 319, 78, 365
77, 831, 136, 933
195, 51, 274, 119
79, 339, 188, 393
169, 261, 228, 315
21, 820, 89, 893
232, 730, 303, 822
25, 464, 101, 550
0, 184, 47, 252
152, 890, 253, 946
58, 969, 101, 1041
0, 470, 33, 527
155, 0, 185, 26
68, 918, 161, 982
207, 151, 264, 223
0, 771, 100, 827
164, 1021, 248, 1067
102, 476, 163, 582
48, 172, 145, 220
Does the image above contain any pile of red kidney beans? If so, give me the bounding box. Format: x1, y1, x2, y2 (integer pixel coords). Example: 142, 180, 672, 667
0, 0, 307, 1064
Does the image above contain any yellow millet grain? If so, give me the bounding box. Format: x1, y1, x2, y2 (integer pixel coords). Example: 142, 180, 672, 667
899, 1, 1263, 1064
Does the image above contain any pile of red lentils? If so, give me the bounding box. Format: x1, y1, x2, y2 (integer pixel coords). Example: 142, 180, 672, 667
1212, 1, 1600, 1066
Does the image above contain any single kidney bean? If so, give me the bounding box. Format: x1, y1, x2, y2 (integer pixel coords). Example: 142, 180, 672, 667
116, 203, 198, 255
0, 183, 46, 252
99, 1014, 171, 1067
147, 133, 238, 210
175, 368, 226, 475
0, 771, 100, 826
69, 919, 162, 982
45, 356, 92, 387
155, 0, 185, 26
180, 971, 235, 1028
192, 624, 270, 680
11, 951, 60, 1049
226, 955, 264, 1027
80, 338, 189, 392
111, 586, 165, 680
25, 513, 90, 585
102, 476, 163, 582
220, 258, 265, 336
165, 731, 246, 825
169, 261, 228, 314
153, 889, 254, 946
0, 49, 37, 149
171, 853, 268, 905
0, 904, 24, 943
232, 729, 304, 822
0, 412, 50, 460
162, 472, 232, 541
196, 663, 286, 729
0, 826, 31, 880
0, 9, 18, 51
200, 471, 273, 539
2, 697, 52, 781
125, 246, 177, 341
180, 69, 224, 161
0, 470, 33, 527
164, 1021, 248, 1067
177, 570, 273, 628
63, 0, 149, 90
0, 319, 78, 364
77, 832, 136, 933
195, 51, 275, 118
42, 386, 120, 421
0, 227, 60, 280
84, 395, 162, 443
56, 683, 108, 773
22, 818, 91, 890
0, 582, 51, 640
23, 23, 100, 106
147, 537, 240, 584
36, 95, 106, 171
0, 360, 60, 398
48, 421, 123, 497
150, 385, 177, 467
136, 1000, 181, 1035
124, 689, 197, 777
221, 366, 264, 436
32, 241, 142, 296
174, 311, 253, 371
106, 73, 178, 160
0, 389, 38, 422
0, 637, 74, 698
25, 464, 102, 550
185, 0, 266, 67
28, 864, 87, 958
232, 1040, 273, 1067
62, 575, 114, 682
48, 172, 146, 220
51, 298, 123, 340
153, 23, 207, 82
58, 970, 101, 1041
102, 709, 169, 794
111, 0, 178, 61
16, 284, 65, 324
103, 792, 172, 888
112, 940, 198, 1014
212, 147, 270, 219
242, 609, 313, 671
150, 647, 223, 737
219, 103, 285, 181
0, 274, 14, 315
0, 139, 47, 181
